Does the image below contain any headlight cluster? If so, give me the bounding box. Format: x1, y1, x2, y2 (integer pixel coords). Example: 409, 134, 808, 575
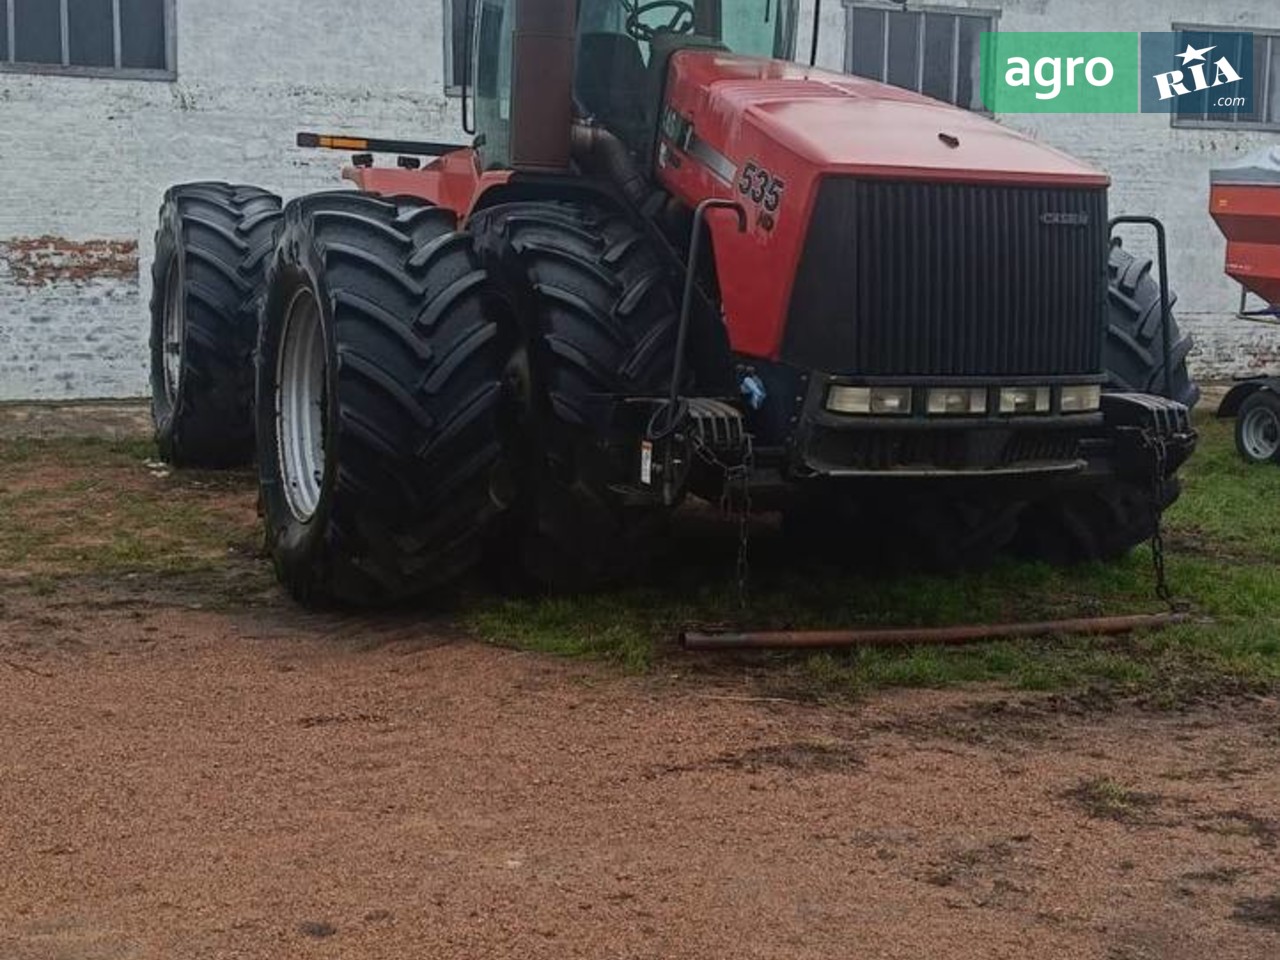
826, 384, 1102, 416
1059, 384, 1102, 413
825, 386, 913, 415
998, 386, 1051, 415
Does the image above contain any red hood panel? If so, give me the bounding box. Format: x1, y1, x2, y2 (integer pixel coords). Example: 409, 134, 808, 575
673, 53, 1108, 186
654, 51, 1110, 363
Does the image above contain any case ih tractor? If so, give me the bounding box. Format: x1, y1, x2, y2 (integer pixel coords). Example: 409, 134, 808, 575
149, 0, 1197, 604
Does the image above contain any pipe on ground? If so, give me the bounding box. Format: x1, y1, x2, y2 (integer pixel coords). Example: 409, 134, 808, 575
681, 612, 1192, 651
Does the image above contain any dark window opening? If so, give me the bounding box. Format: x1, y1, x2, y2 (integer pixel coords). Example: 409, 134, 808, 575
1, 0, 172, 77
1172, 25, 1279, 130
844, 3, 997, 112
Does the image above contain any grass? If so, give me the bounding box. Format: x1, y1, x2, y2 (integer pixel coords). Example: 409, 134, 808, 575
0, 436, 262, 582
465, 414, 1280, 700
4, 415, 1280, 702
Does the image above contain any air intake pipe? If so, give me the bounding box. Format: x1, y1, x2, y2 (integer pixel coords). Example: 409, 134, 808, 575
570, 121, 649, 209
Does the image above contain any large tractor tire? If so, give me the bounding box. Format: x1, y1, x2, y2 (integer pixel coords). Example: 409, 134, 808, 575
1013, 479, 1179, 565
1104, 244, 1200, 410
150, 183, 282, 467
471, 201, 680, 590
256, 192, 519, 606
1015, 245, 1197, 564
784, 494, 1024, 574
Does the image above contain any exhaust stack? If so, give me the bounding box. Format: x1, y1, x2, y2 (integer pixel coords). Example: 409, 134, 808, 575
509, 0, 576, 171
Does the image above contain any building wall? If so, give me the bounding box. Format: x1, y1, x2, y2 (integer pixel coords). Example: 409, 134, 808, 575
0, 0, 459, 401
804, 0, 1280, 381
1, 0, 1276, 401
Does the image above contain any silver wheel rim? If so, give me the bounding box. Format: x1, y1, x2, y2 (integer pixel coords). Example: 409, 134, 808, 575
1241, 405, 1280, 462
276, 288, 328, 521
162, 257, 184, 403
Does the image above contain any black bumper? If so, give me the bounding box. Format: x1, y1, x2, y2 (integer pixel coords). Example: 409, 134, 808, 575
785, 382, 1195, 491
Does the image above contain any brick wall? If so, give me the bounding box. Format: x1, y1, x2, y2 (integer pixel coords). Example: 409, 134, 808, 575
0, 0, 457, 401
2, 0, 1277, 400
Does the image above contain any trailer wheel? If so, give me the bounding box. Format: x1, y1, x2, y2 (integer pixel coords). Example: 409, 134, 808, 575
1013, 478, 1179, 565
1105, 245, 1200, 410
471, 202, 680, 590
256, 192, 519, 606
1235, 391, 1280, 464
150, 183, 282, 466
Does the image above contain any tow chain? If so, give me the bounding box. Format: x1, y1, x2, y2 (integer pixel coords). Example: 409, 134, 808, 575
1141, 427, 1178, 611
690, 432, 755, 612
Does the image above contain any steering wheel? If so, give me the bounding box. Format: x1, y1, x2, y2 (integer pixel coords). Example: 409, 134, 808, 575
625, 0, 697, 43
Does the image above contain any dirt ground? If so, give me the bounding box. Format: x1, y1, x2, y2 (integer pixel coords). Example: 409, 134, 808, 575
1, 580, 1278, 960
2, 397, 1279, 959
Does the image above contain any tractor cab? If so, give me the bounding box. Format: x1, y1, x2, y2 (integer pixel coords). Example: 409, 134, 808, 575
471, 0, 798, 169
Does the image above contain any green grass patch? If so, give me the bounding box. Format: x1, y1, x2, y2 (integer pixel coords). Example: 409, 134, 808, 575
5, 416, 1279, 703
465, 413, 1280, 700
0, 436, 262, 580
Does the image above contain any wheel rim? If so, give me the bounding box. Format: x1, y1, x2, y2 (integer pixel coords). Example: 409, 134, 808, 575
276, 287, 328, 521
1241, 405, 1280, 461
161, 256, 184, 403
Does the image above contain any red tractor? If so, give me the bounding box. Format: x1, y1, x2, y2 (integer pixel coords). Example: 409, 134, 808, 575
149, 0, 1198, 604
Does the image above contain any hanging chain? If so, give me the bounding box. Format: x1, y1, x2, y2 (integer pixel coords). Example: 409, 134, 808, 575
690, 431, 754, 612
1141, 427, 1176, 610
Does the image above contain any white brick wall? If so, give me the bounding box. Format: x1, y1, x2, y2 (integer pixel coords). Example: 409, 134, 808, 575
1, 0, 1276, 400
0, 0, 459, 401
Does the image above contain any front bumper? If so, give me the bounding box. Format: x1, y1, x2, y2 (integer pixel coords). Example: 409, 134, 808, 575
785, 375, 1195, 488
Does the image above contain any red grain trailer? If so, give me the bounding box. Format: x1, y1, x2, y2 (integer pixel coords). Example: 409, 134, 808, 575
1213, 147, 1280, 463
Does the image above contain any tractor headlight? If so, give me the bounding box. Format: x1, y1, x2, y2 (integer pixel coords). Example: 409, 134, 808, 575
827, 386, 913, 416
927, 388, 988, 415
998, 386, 1052, 415
1060, 384, 1102, 413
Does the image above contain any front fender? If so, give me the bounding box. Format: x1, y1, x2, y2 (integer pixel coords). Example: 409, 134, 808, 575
1217, 377, 1280, 419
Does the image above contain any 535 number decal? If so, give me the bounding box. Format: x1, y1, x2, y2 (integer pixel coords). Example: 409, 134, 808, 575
737, 161, 785, 213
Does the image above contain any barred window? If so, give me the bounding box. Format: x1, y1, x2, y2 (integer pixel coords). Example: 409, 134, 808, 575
1, 0, 173, 79
1171, 25, 1280, 130
844, 2, 997, 112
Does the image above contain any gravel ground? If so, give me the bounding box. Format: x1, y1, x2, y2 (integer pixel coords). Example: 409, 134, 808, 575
2, 581, 1279, 960
2, 387, 1277, 959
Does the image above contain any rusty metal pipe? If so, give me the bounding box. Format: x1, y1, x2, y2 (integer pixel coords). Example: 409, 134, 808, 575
681, 612, 1192, 651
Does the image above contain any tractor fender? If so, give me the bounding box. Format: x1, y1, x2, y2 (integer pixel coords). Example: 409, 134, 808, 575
1217, 377, 1280, 419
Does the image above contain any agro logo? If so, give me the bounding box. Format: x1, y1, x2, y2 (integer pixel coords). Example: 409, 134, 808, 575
1152, 43, 1243, 102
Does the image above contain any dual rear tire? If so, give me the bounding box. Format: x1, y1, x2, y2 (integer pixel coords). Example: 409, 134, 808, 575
255, 193, 521, 605
469, 201, 681, 590
149, 183, 282, 467
253, 196, 677, 603
154, 189, 673, 604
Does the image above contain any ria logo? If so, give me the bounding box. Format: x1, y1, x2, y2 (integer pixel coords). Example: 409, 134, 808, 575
1040, 212, 1091, 227
1152, 42, 1243, 101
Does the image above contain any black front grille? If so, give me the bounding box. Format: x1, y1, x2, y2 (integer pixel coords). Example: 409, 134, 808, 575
782, 178, 1108, 377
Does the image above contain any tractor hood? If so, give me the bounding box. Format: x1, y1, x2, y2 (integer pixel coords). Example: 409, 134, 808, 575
663, 51, 1110, 187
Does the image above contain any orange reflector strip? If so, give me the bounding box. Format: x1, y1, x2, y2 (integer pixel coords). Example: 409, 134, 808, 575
318, 136, 369, 151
